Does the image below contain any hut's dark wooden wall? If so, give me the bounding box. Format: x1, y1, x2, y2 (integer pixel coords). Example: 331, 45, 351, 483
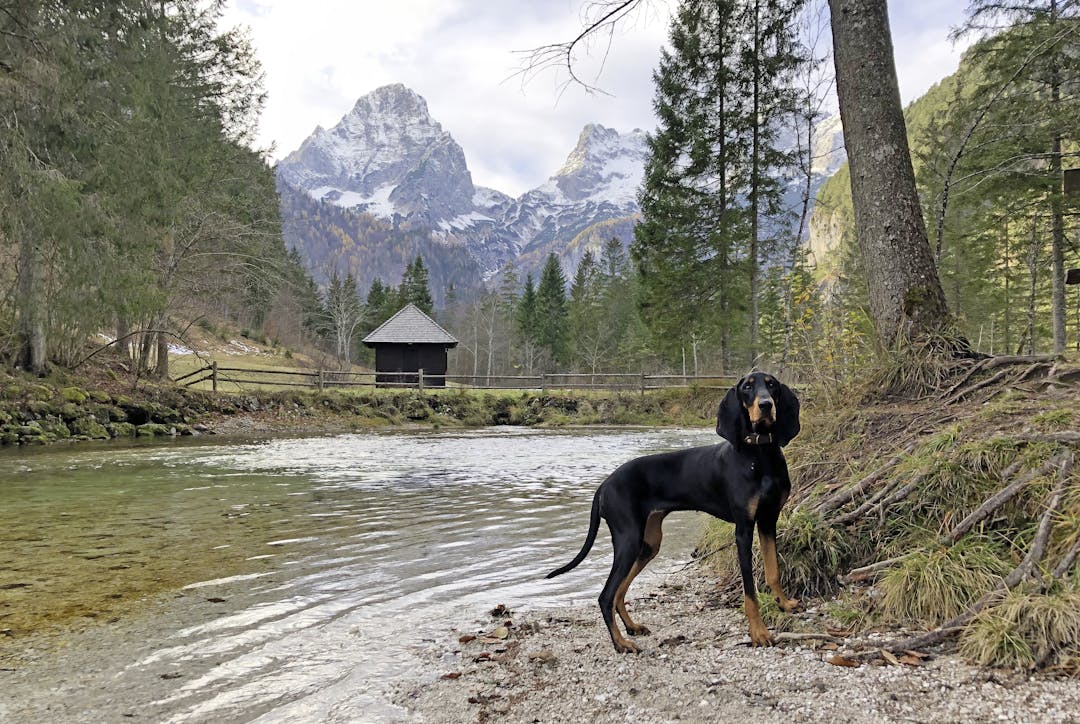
371, 343, 450, 387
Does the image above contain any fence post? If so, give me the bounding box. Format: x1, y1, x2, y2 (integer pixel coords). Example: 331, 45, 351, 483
418, 368, 424, 392
541, 373, 548, 393
211, 361, 218, 392
640, 371, 646, 395
317, 369, 324, 391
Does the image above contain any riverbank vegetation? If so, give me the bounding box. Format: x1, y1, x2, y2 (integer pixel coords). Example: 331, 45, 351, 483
698, 359, 1080, 673
0, 365, 722, 446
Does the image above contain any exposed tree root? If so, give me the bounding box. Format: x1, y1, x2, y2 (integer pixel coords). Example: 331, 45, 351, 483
839, 556, 905, 585
703, 364, 1078, 670
812, 443, 916, 516
861, 458, 1072, 660
942, 454, 1068, 545
943, 354, 1070, 404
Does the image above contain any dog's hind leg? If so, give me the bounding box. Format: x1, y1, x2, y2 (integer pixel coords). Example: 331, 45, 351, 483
615, 511, 666, 636
735, 522, 773, 646
599, 527, 644, 653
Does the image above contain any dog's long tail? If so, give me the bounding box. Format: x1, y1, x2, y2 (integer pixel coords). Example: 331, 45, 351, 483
545, 487, 601, 578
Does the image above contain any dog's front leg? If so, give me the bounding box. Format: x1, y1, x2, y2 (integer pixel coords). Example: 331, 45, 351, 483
758, 518, 800, 613
735, 522, 772, 646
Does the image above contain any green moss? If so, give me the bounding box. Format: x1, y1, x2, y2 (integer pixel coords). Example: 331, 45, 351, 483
70, 418, 110, 440
108, 422, 137, 438
136, 423, 175, 437
61, 386, 88, 404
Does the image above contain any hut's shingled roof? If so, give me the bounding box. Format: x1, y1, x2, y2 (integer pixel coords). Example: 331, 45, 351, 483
362, 303, 458, 346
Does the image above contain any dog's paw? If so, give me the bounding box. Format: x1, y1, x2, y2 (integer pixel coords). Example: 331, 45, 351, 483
626, 624, 651, 636
777, 597, 801, 613
748, 624, 774, 647
614, 639, 642, 654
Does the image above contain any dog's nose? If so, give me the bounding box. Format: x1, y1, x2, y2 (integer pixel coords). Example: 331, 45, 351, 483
758, 399, 773, 414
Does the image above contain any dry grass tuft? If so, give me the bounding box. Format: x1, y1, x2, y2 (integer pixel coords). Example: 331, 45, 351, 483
877, 542, 1010, 626
960, 588, 1080, 671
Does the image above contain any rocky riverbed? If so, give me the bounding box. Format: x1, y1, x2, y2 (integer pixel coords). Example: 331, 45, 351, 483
392, 567, 1080, 723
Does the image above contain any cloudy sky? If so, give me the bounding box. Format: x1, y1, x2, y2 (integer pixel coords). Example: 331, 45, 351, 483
221, 0, 974, 197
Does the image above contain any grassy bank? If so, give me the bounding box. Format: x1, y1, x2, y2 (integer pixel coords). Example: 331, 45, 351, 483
0, 367, 721, 447
698, 359, 1080, 673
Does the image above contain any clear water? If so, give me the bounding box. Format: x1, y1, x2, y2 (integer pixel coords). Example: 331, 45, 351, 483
0, 427, 717, 721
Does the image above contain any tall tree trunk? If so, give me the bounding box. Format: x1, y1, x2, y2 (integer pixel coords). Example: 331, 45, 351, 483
17, 236, 47, 375
748, 0, 761, 364
1026, 218, 1038, 356
1048, 0, 1066, 354
1002, 217, 1011, 353
154, 329, 169, 380
828, 0, 952, 349
116, 316, 132, 363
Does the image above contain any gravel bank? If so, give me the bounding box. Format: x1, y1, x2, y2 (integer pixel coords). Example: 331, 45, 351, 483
392, 566, 1080, 723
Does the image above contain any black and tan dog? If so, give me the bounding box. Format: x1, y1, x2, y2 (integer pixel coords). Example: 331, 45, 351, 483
546, 372, 801, 652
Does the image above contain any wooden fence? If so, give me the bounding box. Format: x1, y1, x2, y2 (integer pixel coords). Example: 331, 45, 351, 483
173, 363, 735, 393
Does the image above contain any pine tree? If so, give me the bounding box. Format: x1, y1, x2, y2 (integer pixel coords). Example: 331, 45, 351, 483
945, 1, 1080, 353
516, 273, 541, 374
829, 0, 952, 350
568, 251, 606, 372
633, 0, 752, 367
535, 254, 569, 367
364, 278, 401, 332
399, 255, 435, 315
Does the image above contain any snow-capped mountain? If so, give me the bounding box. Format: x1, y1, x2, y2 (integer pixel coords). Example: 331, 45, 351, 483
277, 83, 479, 230
277, 83, 845, 300
277, 85, 647, 283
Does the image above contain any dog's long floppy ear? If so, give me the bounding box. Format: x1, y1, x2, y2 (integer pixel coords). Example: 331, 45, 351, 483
715, 379, 745, 445
776, 382, 801, 447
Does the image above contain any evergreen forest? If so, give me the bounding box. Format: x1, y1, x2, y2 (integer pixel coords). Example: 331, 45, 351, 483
1, 0, 1077, 384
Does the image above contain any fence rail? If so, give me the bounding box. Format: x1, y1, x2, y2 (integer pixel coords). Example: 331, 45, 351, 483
174, 362, 735, 393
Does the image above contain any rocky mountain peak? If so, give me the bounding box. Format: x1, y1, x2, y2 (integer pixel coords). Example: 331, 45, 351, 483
547, 123, 647, 205
276, 84, 474, 224
350, 83, 432, 119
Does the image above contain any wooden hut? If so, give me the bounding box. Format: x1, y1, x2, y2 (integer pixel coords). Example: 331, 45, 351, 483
362, 304, 458, 387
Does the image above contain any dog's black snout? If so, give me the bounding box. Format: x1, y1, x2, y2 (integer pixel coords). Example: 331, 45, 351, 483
758, 399, 774, 414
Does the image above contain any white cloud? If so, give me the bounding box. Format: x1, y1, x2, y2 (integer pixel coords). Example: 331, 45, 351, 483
222, 0, 971, 196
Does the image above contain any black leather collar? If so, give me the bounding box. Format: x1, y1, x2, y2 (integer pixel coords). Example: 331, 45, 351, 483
743, 433, 775, 446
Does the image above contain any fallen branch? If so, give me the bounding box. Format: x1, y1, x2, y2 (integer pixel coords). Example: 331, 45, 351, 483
941, 454, 1067, 545
839, 556, 905, 585
941, 358, 992, 399
1051, 539, 1080, 581
774, 632, 842, 643
1016, 362, 1052, 383
945, 367, 1016, 405
829, 471, 924, 527
829, 476, 906, 526
980, 354, 1060, 371
812, 443, 916, 516
1014, 432, 1080, 445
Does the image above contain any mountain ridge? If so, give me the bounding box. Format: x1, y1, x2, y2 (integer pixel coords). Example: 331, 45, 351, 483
277, 83, 846, 301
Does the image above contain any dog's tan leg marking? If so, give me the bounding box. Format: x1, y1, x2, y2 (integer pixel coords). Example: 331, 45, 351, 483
746, 494, 760, 521
615, 511, 665, 636
608, 614, 640, 653
744, 593, 773, 646
759, 532, 800, 613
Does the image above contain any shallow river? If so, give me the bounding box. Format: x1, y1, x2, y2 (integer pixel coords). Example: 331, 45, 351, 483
0, 427, 717, 722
